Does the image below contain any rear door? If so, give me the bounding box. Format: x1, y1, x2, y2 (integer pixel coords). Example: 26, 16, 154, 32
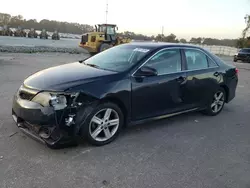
182, 48, 221, 107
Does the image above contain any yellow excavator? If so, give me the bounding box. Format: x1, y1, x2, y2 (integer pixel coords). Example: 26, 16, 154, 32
79, 24, 131, 54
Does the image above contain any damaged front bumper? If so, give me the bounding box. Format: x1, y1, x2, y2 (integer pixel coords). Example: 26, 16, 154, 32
12, 94, 78, 147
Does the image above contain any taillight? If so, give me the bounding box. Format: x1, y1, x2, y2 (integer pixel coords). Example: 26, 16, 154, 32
235, 68, 239, 75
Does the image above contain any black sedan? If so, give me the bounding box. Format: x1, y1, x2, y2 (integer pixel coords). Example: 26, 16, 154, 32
12, 43, 238, 148
234, 48, 250, 63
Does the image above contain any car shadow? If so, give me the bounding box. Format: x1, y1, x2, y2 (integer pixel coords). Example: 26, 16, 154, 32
122, 111, 201, 136
58, 107, 232, 150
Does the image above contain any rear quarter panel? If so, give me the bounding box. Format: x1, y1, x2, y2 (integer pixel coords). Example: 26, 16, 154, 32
222, 65, 238, 102
204, 51, 238, 103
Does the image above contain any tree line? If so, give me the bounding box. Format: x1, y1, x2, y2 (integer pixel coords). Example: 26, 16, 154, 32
0, 12, 239, 47
0, 13, 94, 34
237, 14, 250, 48
120, 32, 238, 47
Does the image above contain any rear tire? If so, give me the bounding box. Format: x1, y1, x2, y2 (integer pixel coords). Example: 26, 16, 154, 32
202, 88, 226, 116
80, 102, 124, 146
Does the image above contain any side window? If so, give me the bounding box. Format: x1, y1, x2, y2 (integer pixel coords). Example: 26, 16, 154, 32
184, 49, 208, 70
145, 49, 182, 75
207, 57, 218, 68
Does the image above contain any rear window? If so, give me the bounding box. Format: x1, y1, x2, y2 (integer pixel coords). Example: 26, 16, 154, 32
184, 49, 208, 70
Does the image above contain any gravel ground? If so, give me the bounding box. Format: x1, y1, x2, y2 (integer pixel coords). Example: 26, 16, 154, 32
0, 36, 87, 54
0, 36, 79, 48
0, 53, 250, 188
0, 45, 88, 54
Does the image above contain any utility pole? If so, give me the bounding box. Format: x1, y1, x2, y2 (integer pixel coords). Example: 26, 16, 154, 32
105, 0, 108, 24
161, 26, 164, 41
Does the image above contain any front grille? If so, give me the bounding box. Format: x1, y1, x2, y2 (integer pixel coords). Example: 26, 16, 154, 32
81, 34, 88, 44
238, 54, 246, 58
237, 53, 250, 59
19, 90, 35, 100
18, 85, 38, 101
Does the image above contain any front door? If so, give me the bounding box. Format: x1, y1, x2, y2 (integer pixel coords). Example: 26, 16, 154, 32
131, 48, 190, 120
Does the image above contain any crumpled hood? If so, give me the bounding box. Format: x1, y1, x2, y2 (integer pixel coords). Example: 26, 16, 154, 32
24, 62, 116, 91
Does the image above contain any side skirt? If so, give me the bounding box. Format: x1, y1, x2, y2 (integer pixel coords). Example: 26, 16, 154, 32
129, 107, 200, 126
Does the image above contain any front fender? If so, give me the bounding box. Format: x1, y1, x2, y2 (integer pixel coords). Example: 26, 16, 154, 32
68, 77, 131, 134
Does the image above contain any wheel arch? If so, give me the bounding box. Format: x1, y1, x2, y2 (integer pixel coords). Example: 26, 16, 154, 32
100, 96, 129, 126
220, 84, 229, 102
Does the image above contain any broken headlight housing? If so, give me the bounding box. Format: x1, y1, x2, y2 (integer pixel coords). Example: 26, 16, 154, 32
32, 92, 79, 110
49, 95, 67, 110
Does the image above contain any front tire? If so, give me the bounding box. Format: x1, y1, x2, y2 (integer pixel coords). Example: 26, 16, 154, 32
203, 88, 226, 116
80, 102, 124, 146
99, 43, 111, 52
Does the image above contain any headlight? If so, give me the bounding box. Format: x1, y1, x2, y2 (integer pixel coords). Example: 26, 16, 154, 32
32, 92, 75, 110
31, 92, 51, 106
49, 95, 67, 110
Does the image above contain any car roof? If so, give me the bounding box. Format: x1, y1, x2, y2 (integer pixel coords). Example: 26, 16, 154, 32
98, 24, 117, 27
126, 41, 203, 50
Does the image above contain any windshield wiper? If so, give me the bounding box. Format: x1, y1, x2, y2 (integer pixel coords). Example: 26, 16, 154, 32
83, 62, 100, 68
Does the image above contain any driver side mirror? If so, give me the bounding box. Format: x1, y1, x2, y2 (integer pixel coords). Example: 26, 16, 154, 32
134, 66, 158, 77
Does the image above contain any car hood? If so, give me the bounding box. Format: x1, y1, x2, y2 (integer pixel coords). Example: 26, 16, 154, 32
238, 52, 250, 55
24, 62, 117, 91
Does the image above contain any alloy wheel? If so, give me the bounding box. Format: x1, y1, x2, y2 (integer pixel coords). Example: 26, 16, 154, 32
211, 91, 225, 113
89, 108, 119, 142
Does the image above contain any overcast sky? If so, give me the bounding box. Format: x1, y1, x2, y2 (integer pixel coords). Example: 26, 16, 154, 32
0, 0, 249, 39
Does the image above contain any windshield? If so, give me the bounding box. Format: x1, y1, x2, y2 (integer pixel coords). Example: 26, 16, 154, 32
84, 45, 152, 72
240, 49, 250, 53
107, 26, 115, 35
98, 25, 115, 34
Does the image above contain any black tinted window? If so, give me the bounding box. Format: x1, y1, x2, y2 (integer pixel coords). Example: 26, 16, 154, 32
184, 49, 208, 70
145, 49, 181, 75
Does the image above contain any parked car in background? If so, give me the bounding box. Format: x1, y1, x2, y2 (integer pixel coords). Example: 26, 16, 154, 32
234, 48, 250, 63
52, 30, 60, 40
28, 28, 38, 38
40, 29, 49, 39
12, 43, 238, 148
0, 25, 13, 36
14, 27, 27, 37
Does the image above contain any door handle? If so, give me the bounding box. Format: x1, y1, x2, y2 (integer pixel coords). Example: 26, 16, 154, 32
214, 72, 220, 77
176, 76, 187, 85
